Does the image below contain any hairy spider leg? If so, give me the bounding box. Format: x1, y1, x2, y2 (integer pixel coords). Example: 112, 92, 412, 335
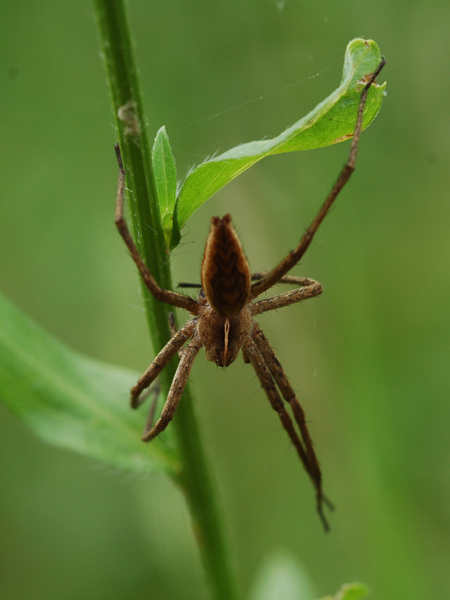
142, 334, 203, 441
242, 338, 330, 532
169, 312, 185, 357
177, 273, 320, 289
250, 57, 386, 299
142, 380, 162, 439
130, 320, 196, 408
114, 145, 198, 314
250, 279, 323, 315
253, 325, 334, 513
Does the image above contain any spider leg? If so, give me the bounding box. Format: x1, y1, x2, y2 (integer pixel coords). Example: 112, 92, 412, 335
169, 312, 185, 357
243, 338, 330, 531
114, 145, 199, 313
131, 320, 196, 408
142, 334, 202, 441
251, 272, 317, 286
242, 349, 251, 364
176, 282, 203, 289
252, 325, 334, 514
251, 279, 323, 316
140, 314, 184, 432
176, 274, 312, 289
141, 380, 161, 436
134, 379, 161, 406
250, 58, 386, 299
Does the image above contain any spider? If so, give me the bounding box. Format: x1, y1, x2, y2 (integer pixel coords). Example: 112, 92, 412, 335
114, 59, 385, 531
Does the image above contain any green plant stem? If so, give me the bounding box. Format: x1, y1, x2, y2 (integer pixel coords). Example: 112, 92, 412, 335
93, 1, 238, 598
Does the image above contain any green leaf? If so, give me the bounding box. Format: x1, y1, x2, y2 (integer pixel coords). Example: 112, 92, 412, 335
0, 292, 179, 474
175, 38, 386, 233
151, 126, 179, 249
320, 582, 370, 600
248, 552, 316, 600
169, 196, 181, 250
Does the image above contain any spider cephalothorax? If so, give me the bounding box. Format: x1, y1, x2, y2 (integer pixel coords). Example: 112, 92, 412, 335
114, 59, 385, 531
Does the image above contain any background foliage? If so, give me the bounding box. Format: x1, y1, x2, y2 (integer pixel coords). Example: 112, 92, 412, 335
1, 1, 449, 599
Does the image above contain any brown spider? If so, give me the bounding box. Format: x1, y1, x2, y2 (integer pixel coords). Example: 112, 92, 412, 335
114, 59, 385, 531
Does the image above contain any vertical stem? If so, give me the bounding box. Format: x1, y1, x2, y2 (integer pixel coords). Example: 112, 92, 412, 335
93, 1, 238, 598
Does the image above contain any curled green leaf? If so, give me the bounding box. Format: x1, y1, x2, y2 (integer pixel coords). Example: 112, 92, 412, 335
173, 38, 386, 237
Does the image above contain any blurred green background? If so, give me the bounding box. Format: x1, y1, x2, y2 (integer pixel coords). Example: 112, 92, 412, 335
1, 1, 449, 599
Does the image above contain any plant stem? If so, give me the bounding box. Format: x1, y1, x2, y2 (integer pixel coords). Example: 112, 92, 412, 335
93, 1, 238, 598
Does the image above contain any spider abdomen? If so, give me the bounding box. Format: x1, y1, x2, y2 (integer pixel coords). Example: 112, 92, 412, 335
197, 304, 253, 367
201, 214, 251, 316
